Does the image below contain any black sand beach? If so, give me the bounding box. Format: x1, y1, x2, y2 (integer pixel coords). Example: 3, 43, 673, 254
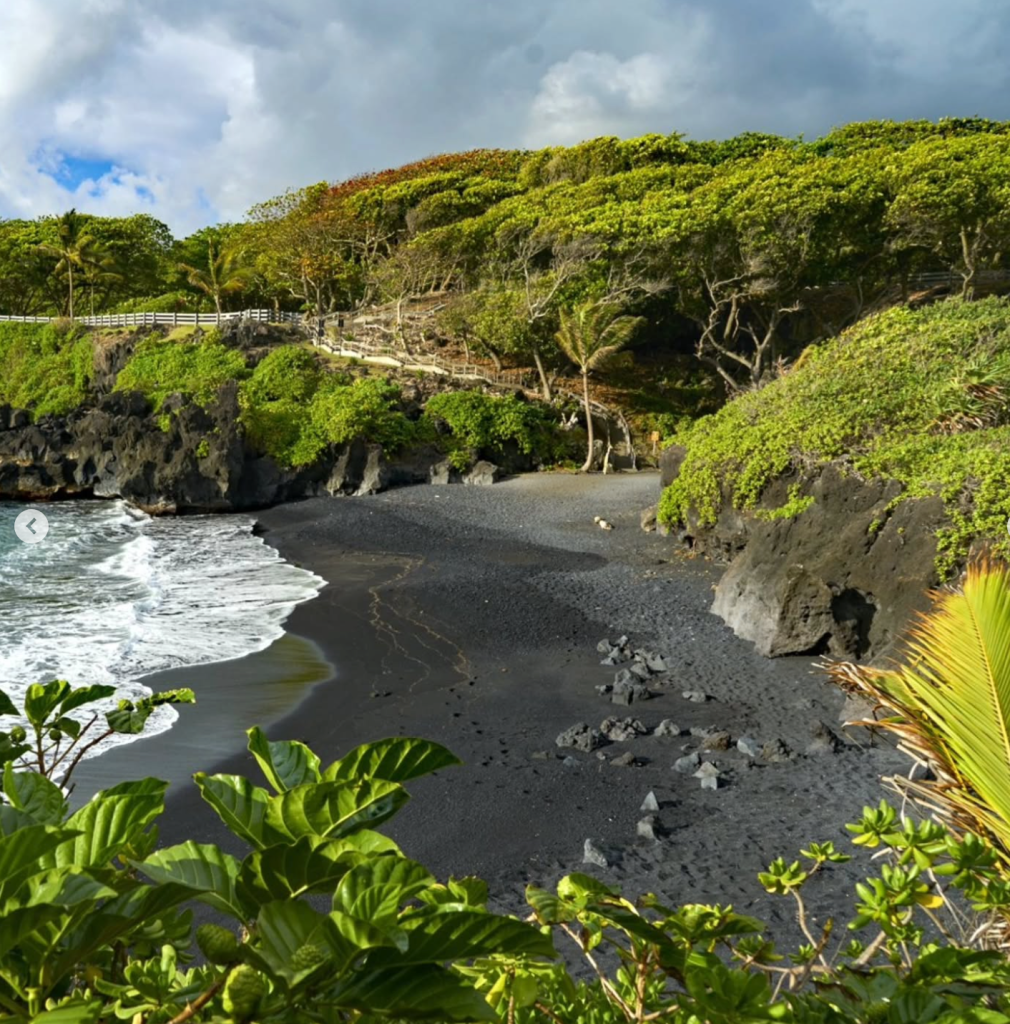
79, 473, 909, 945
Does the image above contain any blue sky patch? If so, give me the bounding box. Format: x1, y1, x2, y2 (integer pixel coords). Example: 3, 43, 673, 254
41, 153, 116, 191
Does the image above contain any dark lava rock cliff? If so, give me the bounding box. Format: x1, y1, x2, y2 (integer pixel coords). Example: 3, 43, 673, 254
659, 445, 946, 662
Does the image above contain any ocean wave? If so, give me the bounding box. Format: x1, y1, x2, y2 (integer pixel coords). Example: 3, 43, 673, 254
0, 501, 324, 762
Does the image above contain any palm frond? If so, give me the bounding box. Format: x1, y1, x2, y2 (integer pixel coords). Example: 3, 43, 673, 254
825, 559, 1010, 866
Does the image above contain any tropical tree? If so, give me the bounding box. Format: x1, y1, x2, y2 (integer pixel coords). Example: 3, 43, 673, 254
35, 209, 100, 319
177, 234, 249, 317
555, 301, 643, 471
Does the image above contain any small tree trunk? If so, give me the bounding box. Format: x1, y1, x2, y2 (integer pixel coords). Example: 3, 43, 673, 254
581, 370, 595, 472
532, 348, 553, 401
68, 264, 74, 320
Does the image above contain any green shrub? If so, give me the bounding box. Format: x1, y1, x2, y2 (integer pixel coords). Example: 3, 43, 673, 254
243, 345, 324, 404
115, 329, 250, 411
422, 390, 565, 466
0, 322, 94, 417
659, 297, 1010, 576
243, 376, 413, 467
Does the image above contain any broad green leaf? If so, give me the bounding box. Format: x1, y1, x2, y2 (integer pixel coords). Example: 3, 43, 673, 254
330, 964, 496, 1021
99, 778, 169, 799
29, 1001, 102, 1024
0, 688, 18, 717
50, 881, 197, 979
325, 738, 461, 784
525, 885, 575, 925
369, 911, 556, 966
266, 779, 409, 841
0, 904, 67, 959
237, 836, 359, 906
0, 826, 80, 904
334, 856, 434, 926
24, 680, 71, 729
3, 764, 68, 825
15, 868, 117, 909
194, 773, 276, 849
55, 793, 164, 868
250, 900, 356, 983
0, 805, 41, 836
556, 872, 617, 902
247, 726, 321, 793
137, 841, 247, 921
57, 684, 116, 715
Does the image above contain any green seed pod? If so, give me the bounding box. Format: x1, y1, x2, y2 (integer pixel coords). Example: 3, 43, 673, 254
195, 923, 241, 965
222, 964, 265, 1021
290, 942, 327, 972
48, 728, 62, 741
9, 726, 26, 743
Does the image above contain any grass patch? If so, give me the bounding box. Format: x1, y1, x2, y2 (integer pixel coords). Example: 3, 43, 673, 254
658, 297, 1010, 576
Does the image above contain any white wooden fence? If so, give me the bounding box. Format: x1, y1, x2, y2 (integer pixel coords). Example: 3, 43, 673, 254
0, 309, 304, 327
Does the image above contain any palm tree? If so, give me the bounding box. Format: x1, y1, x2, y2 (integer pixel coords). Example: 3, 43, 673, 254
177, 238, 248, 317
555, 301, 643, 472
827, 559, 1010, 874
36, 209, 98, 320
78, 242, 123, 316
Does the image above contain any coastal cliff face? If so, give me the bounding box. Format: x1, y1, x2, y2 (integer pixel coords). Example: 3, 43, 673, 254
0, 388, 485, 513
659, 446, 946, 662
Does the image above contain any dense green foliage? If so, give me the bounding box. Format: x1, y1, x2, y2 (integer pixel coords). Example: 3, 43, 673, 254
3, 674, 1010, 1021
8, 118, 1010, 397
422, 391, 566, 469
113, 330, 250, 413
658, 297, 1010, 575
0, 322, 94, 417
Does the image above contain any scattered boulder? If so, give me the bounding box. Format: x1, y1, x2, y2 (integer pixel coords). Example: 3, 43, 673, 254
556, 722, 601, 752
597, 639, 615, 654
612, 679, 651, 706
761, 739, 792, 763
645, 653, 669, 673
463, 460, 501, 486
806, 720, 843, 756
636, 816, 658, 841
695, 762, 722, 790
682, 690, 709, 703
595, 683, 613, 696
690, 726, 719, 739
640, 791, 660, 813
673, 751, 701, 774
562, 755, 581, 769
640, 505, 658, 532
529, 750, 552, 761
736, 736, 761, 758
628, 662, 652, 682
600, 717, 647, 742
700, 731, 733, 752
583, 839, 609, 868
610, 751, 637, 767
653, 719, 681, 737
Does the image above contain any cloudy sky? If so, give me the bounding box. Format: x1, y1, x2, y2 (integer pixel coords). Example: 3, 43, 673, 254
0, 0, 1005, 236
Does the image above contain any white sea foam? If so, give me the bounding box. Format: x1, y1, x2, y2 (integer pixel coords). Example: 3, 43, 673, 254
0, 501, 324, 761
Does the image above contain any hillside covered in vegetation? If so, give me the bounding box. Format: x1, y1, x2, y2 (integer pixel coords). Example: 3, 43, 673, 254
5, 117, 1010, 415
659, 297, 1010, 577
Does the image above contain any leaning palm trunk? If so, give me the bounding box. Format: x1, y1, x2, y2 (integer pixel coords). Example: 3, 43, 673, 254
826, 560, 1010, 874
580, 370, 595, 472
